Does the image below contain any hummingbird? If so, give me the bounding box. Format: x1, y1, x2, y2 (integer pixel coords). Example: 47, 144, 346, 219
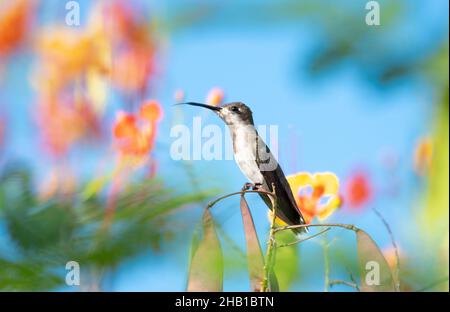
181, 101, 307, 235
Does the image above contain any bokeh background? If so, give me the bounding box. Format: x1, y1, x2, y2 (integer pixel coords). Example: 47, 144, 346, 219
0, 0, 448, 291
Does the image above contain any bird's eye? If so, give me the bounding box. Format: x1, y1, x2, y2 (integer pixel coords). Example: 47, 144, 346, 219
230, 106, 240, 112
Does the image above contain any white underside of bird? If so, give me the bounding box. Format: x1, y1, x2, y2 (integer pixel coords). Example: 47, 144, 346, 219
233, 125, 271, 188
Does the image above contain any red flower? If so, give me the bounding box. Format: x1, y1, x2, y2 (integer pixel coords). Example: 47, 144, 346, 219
36, 97, 100, 156
0, 0, 33, 57
101, 1, 157, 94
111, 45, 156, 94
112, 100, 162, 159
344, 171, 372, 209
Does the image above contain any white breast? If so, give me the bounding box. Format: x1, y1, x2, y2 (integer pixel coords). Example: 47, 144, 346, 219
233, 126, 265, 184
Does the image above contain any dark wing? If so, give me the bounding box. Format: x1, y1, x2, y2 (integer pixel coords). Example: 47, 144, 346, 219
255, 136, 307, 234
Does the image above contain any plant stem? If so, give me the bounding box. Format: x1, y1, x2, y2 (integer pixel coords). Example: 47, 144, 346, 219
207, 189, 275, 209
323, 240, 330, 292
373, 208, 401, 292
274, 223, 359, 233
329, 279, 359, 291
261, 184, 277, 292
277, 227, 331, 248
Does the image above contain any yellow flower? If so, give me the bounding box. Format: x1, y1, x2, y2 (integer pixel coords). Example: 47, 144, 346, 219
413, 136, 433, 176
286, 172, 341, 224
206, 87, 225, 106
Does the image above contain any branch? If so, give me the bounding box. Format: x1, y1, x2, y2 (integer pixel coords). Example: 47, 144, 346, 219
204, 187, 361, 293
204, 185, 278, 292
274, 223, 359, 233
329, 279, 360, 291
373, 208, 401, 292
207, 189, 275, 210
323, 241, 330, 292
278, 227, 331, 248
347, 269, 361, 292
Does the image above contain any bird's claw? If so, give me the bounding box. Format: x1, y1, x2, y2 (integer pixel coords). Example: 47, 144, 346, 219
242, 182, 262, 191
242, 183, 253, 191
252, 183, 263, 190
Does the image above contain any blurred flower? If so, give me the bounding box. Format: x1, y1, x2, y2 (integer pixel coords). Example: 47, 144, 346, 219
30, 1, 161, 160
0, 0, 33, 57
413, 136, 433, 176
287, 172, 341, 224
33, 28, 110, 96
381, 245, 414, 291
31, 0, 159, 107
174, 89, 185, 103
36, 96, 101, 156
100, 1, 157, 95
31, 1, 158, 159
113, 100, 162, 161
206, 87, 225, 106
38, 167, 77, 201
111, 45, 155, 94
31, 25, 111, 156
99, 1, 146, 45
382, 245, 401, 271
344, 170, 372, 209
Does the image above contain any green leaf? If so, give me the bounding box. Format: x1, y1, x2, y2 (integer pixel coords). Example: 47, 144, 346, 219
82, 175, 111, 200
187, 209, 223, 291
269, 269, 280, 292
273, 231, 299, 291
356, 229, 395, 292
0, 258, 63, 291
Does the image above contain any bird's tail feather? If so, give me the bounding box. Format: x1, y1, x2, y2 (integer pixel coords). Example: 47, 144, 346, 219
258, 193, 308, 235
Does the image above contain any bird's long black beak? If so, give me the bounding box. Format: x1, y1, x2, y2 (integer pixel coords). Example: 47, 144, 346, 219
176, 102, 222, 112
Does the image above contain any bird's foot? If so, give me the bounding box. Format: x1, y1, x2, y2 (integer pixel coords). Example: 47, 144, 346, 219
241, 182, 253, 191
252, 183, 263, 190
242, 182, 262, 191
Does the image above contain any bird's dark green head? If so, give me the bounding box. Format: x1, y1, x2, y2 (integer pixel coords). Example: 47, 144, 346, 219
180, 101, 254, 126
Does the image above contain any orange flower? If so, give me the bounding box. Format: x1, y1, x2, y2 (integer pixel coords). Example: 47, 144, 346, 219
286, 172, 341, 224
113, 100, 162, 158
100, 1, 149, 46
413, 136, 433, 176
111, 45, 155, 94
34, 28, 110, 93
382, 246, 402, 271
206, 87, 225, 106
100, 1, 157, 94
344, 170, 372, 209
0, 0, 33, 57
36, 96, 100, 156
